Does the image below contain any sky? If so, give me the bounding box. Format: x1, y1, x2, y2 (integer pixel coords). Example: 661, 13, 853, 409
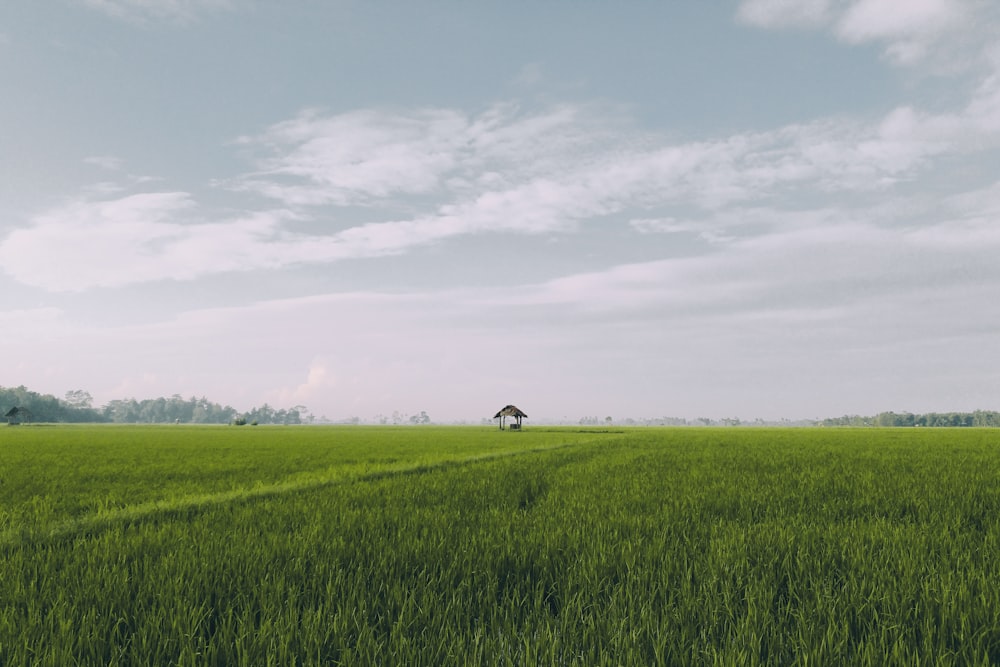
1, 0, 1000, 422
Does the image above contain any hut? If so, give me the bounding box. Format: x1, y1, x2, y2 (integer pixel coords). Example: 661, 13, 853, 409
494, 405, 527, 431
5, 407, 30, 426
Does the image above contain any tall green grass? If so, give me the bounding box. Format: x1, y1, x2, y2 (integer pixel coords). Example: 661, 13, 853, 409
0, 425, 595, 544
2, 426, 1000, 665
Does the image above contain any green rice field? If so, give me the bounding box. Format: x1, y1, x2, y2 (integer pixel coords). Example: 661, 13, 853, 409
2, 425, 1000, 665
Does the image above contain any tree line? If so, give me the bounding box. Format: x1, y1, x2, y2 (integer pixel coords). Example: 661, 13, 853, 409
821, 411, 1000, 428
1, 385, 308, 425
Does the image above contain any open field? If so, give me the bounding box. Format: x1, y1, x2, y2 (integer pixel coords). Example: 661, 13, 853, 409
2, 425, 1000, 665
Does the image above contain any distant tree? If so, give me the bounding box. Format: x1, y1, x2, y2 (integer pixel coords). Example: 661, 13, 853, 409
290, 405, 310, 424
102, 395, 236, 424
238, 403, 303, 425
64, 390, 93, 409
410, 410, 430, 424
0, 385, 104, 422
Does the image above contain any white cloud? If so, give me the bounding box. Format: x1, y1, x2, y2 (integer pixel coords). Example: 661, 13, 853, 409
835, 0, 966, 64
235, 104, 606, 208
270, 358, 336, 406
239, 101, 977, 227
737, 0, 992, 68
13, 208, 999, 419
836, 0, 964, 40
83, 155, 124, 170
0, 193, 303, 291
515, 211, 1000, 324
238, 108, 470, 206
5, 188, 1000, 419
966, 70, 1000, 134
4, 88, 998, 293
10, 5, 1000, 420
947, 179, 1000, 217
629, 217, 690, 234
629, 217, 735, 243
737, 0, 838, 28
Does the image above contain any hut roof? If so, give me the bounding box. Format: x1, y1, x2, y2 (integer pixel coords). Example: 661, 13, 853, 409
494, 405, 527, 419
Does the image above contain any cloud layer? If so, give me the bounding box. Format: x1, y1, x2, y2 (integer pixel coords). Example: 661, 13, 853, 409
4, 2, 1000, 419
4, 68, 998, 294
737, 0, 992, 66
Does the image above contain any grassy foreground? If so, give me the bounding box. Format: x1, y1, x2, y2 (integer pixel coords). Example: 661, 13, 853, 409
1, 425, 1000, 665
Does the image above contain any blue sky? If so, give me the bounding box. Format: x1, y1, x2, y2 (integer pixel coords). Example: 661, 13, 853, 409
2, 0, 999, 422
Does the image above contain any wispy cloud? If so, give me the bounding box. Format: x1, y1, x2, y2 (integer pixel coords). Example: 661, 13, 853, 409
737, 0, 994, 68
737, 0, 836, 28
517, 212, 1000, 348
236, 108, 471, 207
233, 104, 605, 208
0, 193, 302, 291
11, 203, 1000, 418
83, 155, 124, 170
79, 0, 233, 23
245, 96, 996, 211
269, 358, 337, 407
629, 217, 736, 243
835, 0, 967, 65
241, 101, 975, 216
4, 84, 999, 293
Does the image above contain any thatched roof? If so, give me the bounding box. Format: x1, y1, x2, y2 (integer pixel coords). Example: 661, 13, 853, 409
5, 406, 31, 424
494, 405, 527, 419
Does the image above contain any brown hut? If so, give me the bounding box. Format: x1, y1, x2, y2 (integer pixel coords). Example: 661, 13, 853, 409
494, 405, 527, 431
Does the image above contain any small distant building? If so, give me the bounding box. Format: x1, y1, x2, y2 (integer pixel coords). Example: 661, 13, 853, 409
494, 405, 527, 431
5, 407, 30, 426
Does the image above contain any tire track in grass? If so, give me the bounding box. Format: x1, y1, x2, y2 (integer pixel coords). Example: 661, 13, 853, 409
0, 437, 611, 550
